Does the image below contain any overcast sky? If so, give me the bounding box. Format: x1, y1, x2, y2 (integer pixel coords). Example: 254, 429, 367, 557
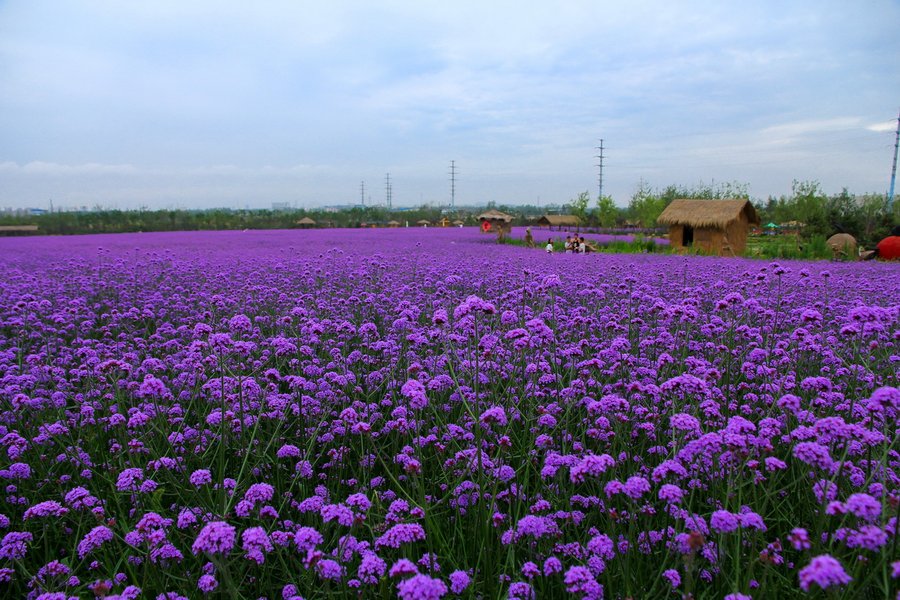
1, 1, 898, 210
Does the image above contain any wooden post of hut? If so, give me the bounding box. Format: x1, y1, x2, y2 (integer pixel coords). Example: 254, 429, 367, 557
657, 199, 759, 256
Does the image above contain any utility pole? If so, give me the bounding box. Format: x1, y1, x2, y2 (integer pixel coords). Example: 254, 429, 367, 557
449, 160, 457, 209
385, 173, 392, 209
595, 139, 605, 199
360, 181, 365, 206
889, 110, 900, 211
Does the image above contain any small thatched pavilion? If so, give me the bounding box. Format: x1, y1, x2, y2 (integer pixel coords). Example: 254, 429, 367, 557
296, 216, 317, 228
417, 219, 431, 227
387, 220, 401, 228
536, 214, 581, 231
657, 199, 759, 256
477, 209, 514, 235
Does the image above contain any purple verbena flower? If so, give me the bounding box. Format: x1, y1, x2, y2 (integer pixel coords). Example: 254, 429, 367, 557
77, 526, 114, 559
191, 521, 235, 556
189, 469, 212, 488
710, 510, 740, 533
396, 574, 448, 600
798, 555, 852, 592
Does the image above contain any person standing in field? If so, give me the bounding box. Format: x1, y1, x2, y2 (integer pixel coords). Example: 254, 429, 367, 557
525, 227, 535, 248
546, 239, 554, 253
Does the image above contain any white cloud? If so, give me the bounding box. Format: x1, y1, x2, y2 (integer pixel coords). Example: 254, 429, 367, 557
0, 161, 139, 175
866, 120, 897, 133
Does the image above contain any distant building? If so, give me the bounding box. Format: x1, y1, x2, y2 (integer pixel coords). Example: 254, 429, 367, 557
536, 214, 581, 230
0, 225, 39, 235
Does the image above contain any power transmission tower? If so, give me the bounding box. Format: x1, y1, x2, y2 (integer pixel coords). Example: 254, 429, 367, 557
595, 139, 605, 199
360, 181, 365, 206
889, 110, 900, 210
449, 160, 457, 208
385, 173, 392, 209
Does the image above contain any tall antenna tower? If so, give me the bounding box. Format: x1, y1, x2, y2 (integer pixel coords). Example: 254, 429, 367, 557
595, 139, 605, 199
449, 160, 458, 208
385, 173, 392, 209
360, 181, 365, 206
889, 110, 900, 210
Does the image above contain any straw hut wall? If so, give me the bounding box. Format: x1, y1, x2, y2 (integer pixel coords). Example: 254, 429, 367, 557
657, 199, 759, 256
536, 215, 581, 230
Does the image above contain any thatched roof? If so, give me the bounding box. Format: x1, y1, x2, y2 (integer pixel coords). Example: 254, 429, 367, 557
826, 233, 857, 250
657, 199, 759, 228
387, 220, 401, 226
296, 217, 316, 225
452, 220, 464, 225
477, 209, 514, 222
537, 214, 580, 226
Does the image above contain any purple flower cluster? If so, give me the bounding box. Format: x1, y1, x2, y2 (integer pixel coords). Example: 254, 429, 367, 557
798, 554, 852, 592
191, 522, 236, 556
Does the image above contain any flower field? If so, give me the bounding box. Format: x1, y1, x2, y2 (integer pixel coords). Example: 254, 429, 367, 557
0, 228, 897, 599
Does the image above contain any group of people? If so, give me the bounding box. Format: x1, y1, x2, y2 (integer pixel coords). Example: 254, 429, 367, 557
522, 227, 594, 254
545, 234, 592, 254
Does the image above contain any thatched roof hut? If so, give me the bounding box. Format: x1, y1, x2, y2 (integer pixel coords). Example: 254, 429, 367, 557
477, 209, 514, 235
417, 219, 431, 227
452, 219, 465, 227
296, 216, 316, 228
0, 225, 38, 234
657, 199, 759, 256
536, 214, 581, 230
387, 220, 401, 228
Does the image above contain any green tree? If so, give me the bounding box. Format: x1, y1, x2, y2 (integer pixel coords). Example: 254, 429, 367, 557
627, 182, 667, 227
570, 190, 591, 226
596, 195, 618, 228
791, 180, 828, 237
